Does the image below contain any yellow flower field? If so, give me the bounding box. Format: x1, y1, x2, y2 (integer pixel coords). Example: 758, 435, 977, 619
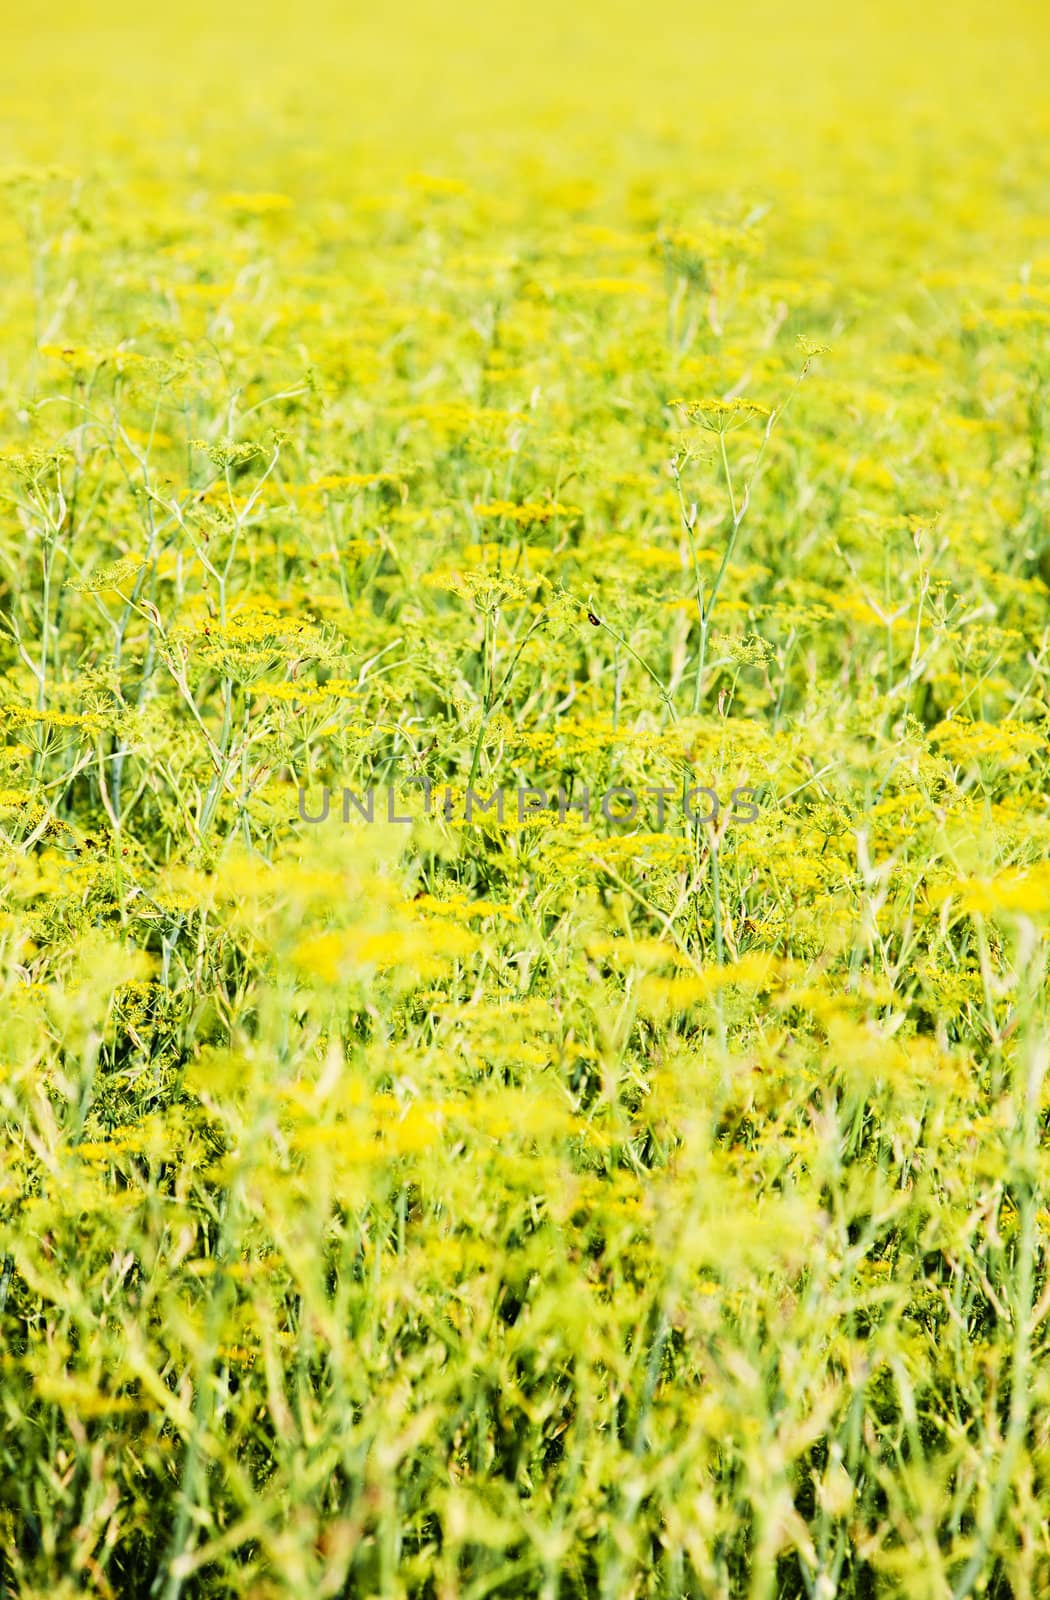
2, 1, 1050, 1594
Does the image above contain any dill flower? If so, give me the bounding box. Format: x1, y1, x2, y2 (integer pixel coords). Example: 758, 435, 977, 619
670, 397, 772, 433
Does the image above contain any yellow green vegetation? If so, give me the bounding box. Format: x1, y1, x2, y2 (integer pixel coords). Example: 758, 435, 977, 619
1, 0, 1050, 1595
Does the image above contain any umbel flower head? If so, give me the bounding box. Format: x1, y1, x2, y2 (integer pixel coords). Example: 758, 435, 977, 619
670, 396, 772, 434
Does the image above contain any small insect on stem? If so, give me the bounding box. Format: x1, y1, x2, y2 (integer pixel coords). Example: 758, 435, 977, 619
587, 612, 600, 626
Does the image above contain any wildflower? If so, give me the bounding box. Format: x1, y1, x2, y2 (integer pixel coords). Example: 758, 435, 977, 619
670, 397, 772, 432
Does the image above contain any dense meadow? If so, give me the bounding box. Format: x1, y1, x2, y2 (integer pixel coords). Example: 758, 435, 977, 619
2, 2, 1050, 1595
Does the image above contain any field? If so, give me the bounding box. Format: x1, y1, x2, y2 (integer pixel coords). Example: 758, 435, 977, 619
2, 2, 1050, 1595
